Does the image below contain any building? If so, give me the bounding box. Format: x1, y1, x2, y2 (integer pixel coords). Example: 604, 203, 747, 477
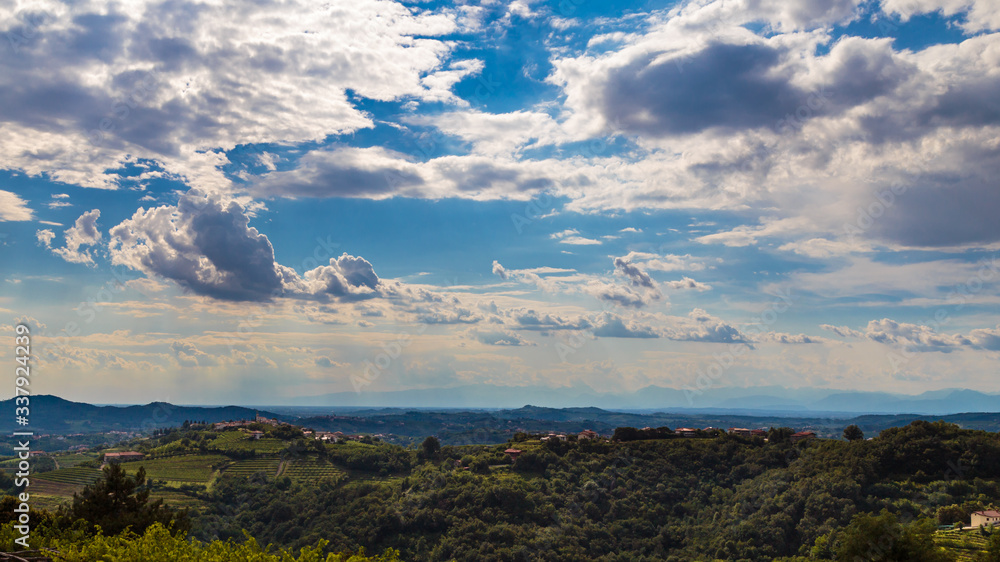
728, 428, 752, 436
504, 448, 522, 461
104, 451, 144, 463
790, 431, 817, 443
675, 428, 697, 438
972, 511, 1000, 527
255, 413, 280, 426
578, 429, 599, 440
248, 430, 265, 440
751, 429, 767, 437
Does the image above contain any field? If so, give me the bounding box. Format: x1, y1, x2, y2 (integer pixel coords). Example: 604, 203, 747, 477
207, 431, 288, 453
281, 459, 345, 482
51, 452, 100, 468
934, 530, 991, 561
117, 454, 230, 484
222, 458, 281, 478
34, 467, 103, 487
30, 467, 104, 506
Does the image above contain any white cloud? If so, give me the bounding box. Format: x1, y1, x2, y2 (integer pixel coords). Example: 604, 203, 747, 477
551, 228, 602, 245
881, 0, 1000, 32
823, 318, 1000, 352
0, 190, 33, 221
47, 209, 102, 265
663, 277, 712, 291
0, 0, 476, 190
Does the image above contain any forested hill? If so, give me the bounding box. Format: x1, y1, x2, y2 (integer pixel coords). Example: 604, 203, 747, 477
184, 420, 999, 561
0, 395, 287, 433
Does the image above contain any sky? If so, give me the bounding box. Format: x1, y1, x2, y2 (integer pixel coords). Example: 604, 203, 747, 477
1, 0, 999, 406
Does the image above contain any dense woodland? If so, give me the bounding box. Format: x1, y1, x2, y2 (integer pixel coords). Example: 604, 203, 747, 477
4, 420, 1000, 560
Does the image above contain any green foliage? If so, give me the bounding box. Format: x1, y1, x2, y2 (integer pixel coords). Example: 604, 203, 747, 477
325, 442, 413, 474
980, 530, 1000, 561
834, 510, 954, 561
57, 463, 190, 537
843, 424, 865, 441
420, 437, 441, 459
1, 521, 401, 561
184, 420, 1000, 561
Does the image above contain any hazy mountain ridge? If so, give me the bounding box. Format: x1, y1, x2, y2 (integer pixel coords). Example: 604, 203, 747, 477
8, 395, 1000, 444
285, 384, 1000, 414
0, 395, 289, 434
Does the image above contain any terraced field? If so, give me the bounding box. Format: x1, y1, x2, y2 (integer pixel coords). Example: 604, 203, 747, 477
51, 452, 100, 468
35, 466, 102, 486
31, 467, 103, 497
208, 431, 287, 453
222, 458, 280, 478
117, 454, 229, 483
282, 459, 345, 482
934, 530, 990, 561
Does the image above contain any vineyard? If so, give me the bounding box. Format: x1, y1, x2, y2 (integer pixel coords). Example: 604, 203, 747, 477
118, 454, 229, 484
933, 530, 992, 561
32, 467, 103, 498
51, 452, 100, 468
35, 466, 102, 486
282, 459, 345, 482
222, 458, 281, 478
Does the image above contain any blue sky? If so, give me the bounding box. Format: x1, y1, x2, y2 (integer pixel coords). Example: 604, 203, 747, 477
1, 0, 999, 405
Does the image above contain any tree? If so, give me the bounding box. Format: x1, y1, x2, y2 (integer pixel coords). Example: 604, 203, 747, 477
843, 425, 865, 441
981, 530, 1000, 561
768, 427, 794, 444
420, 436, 441, 458
59, 463, 189, 536
835, 511, 953, 561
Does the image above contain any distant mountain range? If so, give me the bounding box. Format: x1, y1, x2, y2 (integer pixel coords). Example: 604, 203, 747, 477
285, 384, 1000, 415
3, 395, 1000, 447
0, 395, 288, 434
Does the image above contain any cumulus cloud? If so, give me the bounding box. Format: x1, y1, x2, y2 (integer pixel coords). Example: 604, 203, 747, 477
661, 308, 750, 344
469, 328, 536, 346
36, 229, 55, 247
110, 191, 295, 301
591, 313, 660, 338
663, 276, 712, 291
881, 0, 1000, 32
583, 280, 659, 308
823, 318, 1000, 352
505, 308, 592, 331
613, 256, 656, 289
315, 356, 346, 368
0, 0, 475, 190
492, 260, 509, 280
299, 254, 382, 302
45, 209, 102, 265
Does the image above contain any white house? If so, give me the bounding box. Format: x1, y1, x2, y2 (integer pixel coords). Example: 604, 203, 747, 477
972, 510, 1000, 527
